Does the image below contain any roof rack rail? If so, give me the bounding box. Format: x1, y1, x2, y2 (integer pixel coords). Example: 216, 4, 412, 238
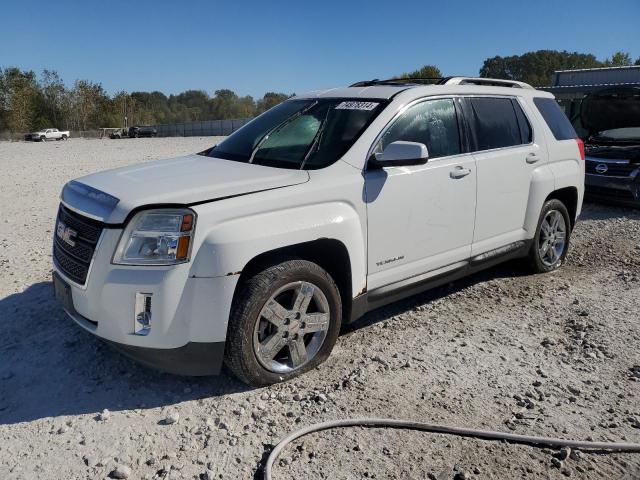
440, 77, 535, 89
349, 77, 445, 87
349, 76, 535, 89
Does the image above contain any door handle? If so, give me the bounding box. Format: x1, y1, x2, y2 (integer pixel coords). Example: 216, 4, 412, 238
526, 153, 541, 164
450, 166, 471, 179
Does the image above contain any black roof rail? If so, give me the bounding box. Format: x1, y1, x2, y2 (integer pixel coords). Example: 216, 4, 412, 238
350, 77, 445, 87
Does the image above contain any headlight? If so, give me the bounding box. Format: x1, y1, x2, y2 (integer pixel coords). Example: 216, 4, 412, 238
113, 208, 196, 265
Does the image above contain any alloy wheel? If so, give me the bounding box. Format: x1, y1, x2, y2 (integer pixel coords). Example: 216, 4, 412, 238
253, 281, 330, 373
538, 209, 567, 267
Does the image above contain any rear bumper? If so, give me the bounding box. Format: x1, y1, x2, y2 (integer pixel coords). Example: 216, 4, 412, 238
585, 173, 640, 207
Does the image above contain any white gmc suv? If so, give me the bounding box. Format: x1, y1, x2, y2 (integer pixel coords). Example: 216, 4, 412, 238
53, 77, 585, 386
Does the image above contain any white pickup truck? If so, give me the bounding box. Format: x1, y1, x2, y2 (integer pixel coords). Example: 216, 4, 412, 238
25, 128, 70, 142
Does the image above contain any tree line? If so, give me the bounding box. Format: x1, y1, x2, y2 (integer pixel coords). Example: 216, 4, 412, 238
1, 50, 637, 134
479, 50, 639, 87
0, 68, 290, 134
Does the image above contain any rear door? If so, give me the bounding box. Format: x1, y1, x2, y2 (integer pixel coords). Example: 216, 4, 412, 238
461, 96, 546, 255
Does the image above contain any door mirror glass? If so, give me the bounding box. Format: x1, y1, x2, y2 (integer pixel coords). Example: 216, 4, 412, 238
373, 141, 429, 167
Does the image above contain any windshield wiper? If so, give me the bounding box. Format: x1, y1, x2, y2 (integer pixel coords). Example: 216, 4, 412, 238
300, 108, 330, 169
249, 100, 319, 164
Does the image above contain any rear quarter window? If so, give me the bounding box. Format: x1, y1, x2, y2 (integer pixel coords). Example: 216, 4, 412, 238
533, 97, 577, 140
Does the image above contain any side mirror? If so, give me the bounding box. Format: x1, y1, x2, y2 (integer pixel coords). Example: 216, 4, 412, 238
371, 141, 429, 168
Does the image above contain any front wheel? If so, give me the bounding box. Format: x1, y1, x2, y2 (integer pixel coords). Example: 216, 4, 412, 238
527, 199, 572, 273
224, 259, 342, 387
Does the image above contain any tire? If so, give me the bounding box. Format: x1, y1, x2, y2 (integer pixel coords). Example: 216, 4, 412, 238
62, 135, 68, 140
40, 136, 46, 142
224, 259, 342, 387
527, 199, 572, 273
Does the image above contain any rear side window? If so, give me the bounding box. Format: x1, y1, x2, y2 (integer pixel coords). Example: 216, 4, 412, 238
467, 97, 523, 151
533, 97, 577, 140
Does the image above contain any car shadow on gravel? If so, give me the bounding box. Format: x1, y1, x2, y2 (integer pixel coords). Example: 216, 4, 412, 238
580, 201, 640, 220
0, 281, 250, 426
347, 202, 639, 334
344, 260, 529, 335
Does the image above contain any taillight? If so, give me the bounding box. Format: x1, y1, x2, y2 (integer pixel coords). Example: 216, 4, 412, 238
575, 138, 585, 161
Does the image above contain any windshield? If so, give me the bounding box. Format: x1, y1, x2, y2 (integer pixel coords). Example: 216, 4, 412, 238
209, 98, 386, 169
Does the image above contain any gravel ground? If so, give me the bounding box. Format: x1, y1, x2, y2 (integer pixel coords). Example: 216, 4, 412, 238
0, 138, 639, 480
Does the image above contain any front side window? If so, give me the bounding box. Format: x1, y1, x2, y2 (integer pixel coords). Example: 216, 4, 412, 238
374, 98, 461, 159
467, 97, 524, 151
210, 99, 385, 169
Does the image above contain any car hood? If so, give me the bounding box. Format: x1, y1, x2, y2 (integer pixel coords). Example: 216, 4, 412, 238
62, 154, 309, 224
581, 87, 640, 137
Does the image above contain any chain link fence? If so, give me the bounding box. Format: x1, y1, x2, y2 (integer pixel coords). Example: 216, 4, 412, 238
153, 118, 251, 137
2, 118, 251, 141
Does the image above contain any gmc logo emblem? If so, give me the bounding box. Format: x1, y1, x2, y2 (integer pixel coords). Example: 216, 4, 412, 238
56, 221, 77, 247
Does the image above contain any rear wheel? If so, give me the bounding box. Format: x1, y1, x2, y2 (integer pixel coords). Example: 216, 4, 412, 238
527, 199, 571, 273
224, 259, 342, 387
61, 134, 68, 140
40, 136, 46, 142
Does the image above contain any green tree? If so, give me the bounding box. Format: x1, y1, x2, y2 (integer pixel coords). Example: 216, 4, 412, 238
256, 92, 290, 114
603, 51, 632, 67
40, 69, 65, 127
0, 68, 38, 132
479, 50, 602, 86
395, 64, 442, 81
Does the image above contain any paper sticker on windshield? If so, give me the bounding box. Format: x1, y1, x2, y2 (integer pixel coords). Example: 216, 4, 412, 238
335, 101, 379, 111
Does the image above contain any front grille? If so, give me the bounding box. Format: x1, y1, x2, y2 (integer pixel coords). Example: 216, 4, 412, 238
53, 205, 104, 285
585, 160, 638, 177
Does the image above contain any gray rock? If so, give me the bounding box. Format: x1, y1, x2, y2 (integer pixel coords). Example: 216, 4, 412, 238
98, 409, 111, 421
164, 411, 180, 425
558, 447, 571, 460
570, 449, 584, 461
110, 464, 131, 479
200, 470, 214, 480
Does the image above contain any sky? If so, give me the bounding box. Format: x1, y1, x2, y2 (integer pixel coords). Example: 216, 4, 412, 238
1, 0, 639, 98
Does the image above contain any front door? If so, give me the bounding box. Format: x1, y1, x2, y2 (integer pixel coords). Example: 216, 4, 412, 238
365, 98, 477, 291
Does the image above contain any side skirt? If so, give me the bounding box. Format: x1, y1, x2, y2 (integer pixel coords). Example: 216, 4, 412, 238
349, 240, 532, 323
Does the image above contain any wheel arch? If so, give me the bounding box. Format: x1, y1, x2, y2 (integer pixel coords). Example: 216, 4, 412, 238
546, 186, 579, 228
234, 238, 354, 323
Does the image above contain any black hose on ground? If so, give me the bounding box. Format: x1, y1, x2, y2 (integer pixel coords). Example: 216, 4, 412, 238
264, 418, 640, 480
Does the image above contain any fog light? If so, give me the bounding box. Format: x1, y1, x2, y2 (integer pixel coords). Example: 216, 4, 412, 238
134, 292, 153, 335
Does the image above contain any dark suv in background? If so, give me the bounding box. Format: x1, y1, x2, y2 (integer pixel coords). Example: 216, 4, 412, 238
582, 87, 640, 207
128, 125, 158, 138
